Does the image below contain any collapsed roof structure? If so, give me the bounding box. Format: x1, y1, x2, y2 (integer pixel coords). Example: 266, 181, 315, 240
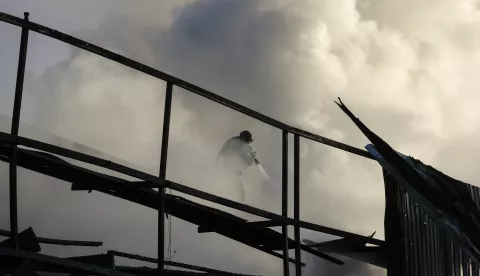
328, 99, 480, 275
303, 100, 480, 276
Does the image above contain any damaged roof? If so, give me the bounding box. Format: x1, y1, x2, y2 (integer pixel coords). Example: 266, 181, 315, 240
336, 97, 480, 263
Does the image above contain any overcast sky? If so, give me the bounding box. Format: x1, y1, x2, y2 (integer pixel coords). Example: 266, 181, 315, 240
0, 0, 480, 275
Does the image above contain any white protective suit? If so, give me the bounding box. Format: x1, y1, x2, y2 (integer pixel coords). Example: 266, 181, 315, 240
218, 136, 258, 202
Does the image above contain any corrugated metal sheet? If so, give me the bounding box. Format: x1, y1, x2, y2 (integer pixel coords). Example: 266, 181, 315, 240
385, 171, 480, 276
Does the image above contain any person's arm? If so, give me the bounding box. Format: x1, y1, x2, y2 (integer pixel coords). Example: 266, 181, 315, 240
248, 147, 260, 165
217, 139, 232, 160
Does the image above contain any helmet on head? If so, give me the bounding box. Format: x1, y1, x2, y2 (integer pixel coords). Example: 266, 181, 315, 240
239, 130, 253, 143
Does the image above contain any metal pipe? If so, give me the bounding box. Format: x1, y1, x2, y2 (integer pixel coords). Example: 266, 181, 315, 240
158, 82, 173, 275
159, 83, 173, 179
9, 12, 30, 250
294, 134, 301, 276
282, 130, 289, 276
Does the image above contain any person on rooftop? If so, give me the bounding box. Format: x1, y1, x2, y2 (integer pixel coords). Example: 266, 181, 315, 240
218, 130, 259, 203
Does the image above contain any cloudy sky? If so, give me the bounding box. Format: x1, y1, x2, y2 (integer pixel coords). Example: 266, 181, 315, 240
0, 0, 480, 275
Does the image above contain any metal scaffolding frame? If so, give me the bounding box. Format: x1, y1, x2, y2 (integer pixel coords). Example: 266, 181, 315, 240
0, 10, 388, 276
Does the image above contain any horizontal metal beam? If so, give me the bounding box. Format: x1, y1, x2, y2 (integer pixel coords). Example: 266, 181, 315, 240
0, 11, 372, 160
128, 180, 161, 188
0, 132, 384, 246
248, 220, 286, 228
0, 229, 102, 247
108, 250, 258, 276
0, 246, 133, 276
71, 181, 158, 191
198, 220, 285, 233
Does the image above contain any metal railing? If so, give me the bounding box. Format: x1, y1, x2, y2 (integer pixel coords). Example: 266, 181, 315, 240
0, 11, 380, 276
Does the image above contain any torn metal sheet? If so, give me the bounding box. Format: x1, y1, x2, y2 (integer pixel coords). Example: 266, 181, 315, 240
337, 97, 480, 266
366, 144, 480, 263
0, 227, 40, 274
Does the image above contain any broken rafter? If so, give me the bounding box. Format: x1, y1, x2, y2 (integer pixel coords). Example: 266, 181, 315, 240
1, 145, 340, 266
0, 132, 385, 247
0, 229, 102, 247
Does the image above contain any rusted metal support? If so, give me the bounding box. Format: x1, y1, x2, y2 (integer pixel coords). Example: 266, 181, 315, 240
9, 12, 30, 250
0, 132, 385, 246
293, 134, 301, 276
282, 130, 289, 276
158, 82, 173, 276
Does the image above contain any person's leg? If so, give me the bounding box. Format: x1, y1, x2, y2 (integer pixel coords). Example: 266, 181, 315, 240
237, 174, 246, 203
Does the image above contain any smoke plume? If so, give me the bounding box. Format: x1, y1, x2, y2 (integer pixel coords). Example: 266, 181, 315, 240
1, 0, 480, 275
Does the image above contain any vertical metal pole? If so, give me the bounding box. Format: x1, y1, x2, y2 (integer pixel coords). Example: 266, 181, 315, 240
158, 82, 173, 275
10, 12, 30, 250
293, 135, 301, 276
282, 131, 289, 276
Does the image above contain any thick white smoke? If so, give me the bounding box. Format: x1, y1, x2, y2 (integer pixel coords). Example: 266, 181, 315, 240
1, 0, 480, 275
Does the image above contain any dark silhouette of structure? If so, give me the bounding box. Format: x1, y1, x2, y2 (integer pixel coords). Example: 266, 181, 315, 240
335, 98, 480, 275
0, 10, 478, 276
